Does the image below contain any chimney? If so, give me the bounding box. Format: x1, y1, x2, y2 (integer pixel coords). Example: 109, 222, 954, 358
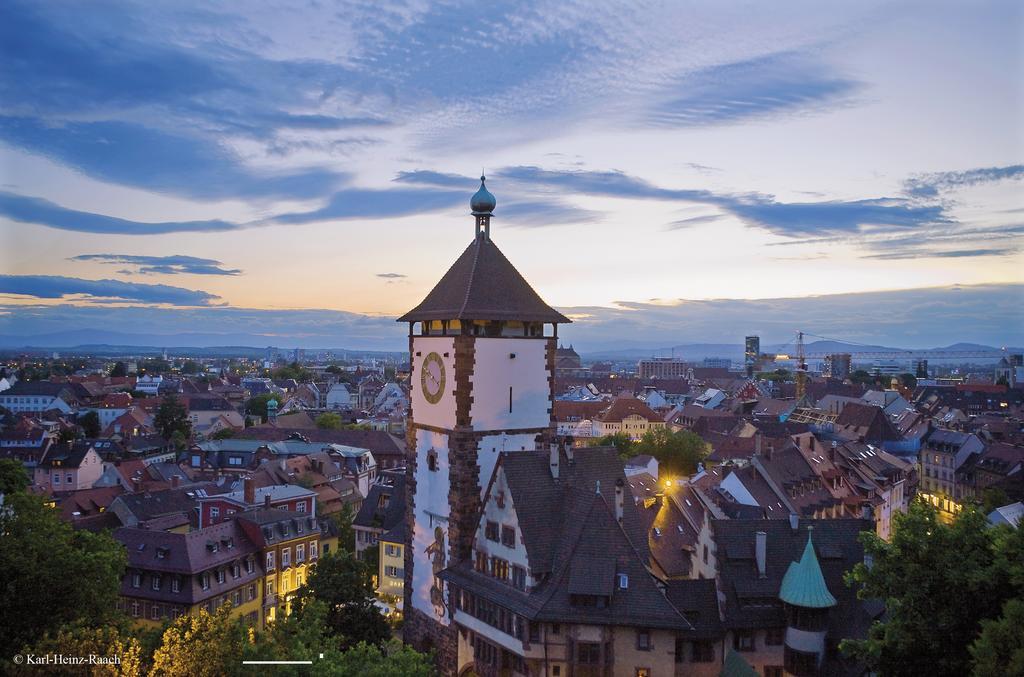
755, 432, 762, 455
789, 513, 799, 532
766, 444, 774, 461
549, 444, 560, 480
615, 478, 624, 524
171, 474, 181, 489
561, 437, 574, 463
830, 440, 838, 463
264, 492, 272, 509
131, 476, 142, 493
755, 531, 767, 578
244, 476, 255, 505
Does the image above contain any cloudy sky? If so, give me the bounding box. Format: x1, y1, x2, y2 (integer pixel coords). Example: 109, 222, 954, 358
0, 0, 1021, 351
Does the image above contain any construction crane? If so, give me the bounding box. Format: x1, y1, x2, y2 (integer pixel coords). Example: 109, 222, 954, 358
795, 330, 807, 402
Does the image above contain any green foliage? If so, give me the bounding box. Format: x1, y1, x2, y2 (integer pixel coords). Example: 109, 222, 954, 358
151, 605, 248, 677
79, 409, 102, 438
317, 639, 434, 677
756, 368, 791, 382
110, 361, 128, 377
850, 369, 878, 386
246, 392, 281, 422
317, 412, 344, 430
971, 598, 1024, 677
273, 361, 313, 382
23, 622, 144, 677
179, 360, 202, 375
137, 359, 171, 374
211, 427, 236, 440
0, 458, 29, 494
294, 551, 390, 650
841, 501, 1024, 677
589, 432, 634, 457
155, 393, 192, 441
633, 428, 708, 476
330, 502, 357, 552
898, 372, 917, 388
0, 492, 127, 657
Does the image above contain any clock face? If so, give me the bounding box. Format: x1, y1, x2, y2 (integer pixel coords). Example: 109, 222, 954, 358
420, 352, 446, 404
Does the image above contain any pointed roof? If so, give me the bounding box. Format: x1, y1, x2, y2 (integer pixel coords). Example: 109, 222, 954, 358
720, 648, 760, 677
778, 529, 838, 608
397, 236, 569, 324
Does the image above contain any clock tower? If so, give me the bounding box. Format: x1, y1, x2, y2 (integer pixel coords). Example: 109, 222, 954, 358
399, 176, 568, 666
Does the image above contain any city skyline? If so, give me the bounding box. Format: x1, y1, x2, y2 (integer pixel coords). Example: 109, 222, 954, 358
1, 0, 1022, 349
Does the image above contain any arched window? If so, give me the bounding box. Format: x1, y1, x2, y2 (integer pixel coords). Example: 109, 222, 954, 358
427, 449, 438, 472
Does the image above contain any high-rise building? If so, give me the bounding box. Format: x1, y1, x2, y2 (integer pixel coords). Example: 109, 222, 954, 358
744, 335, 760, 376
915, 359, 929, 379
398, 177, 568, 664
824, 353, 852, 380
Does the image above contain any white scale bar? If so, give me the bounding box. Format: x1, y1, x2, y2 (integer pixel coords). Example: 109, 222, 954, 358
242, 661, 314, 665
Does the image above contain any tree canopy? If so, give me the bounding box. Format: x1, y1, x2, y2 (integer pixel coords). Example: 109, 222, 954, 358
633, 428, 708, 476
842, 501, 1024, 677
0, 492, 126, 656
317, 412, 344, 430
155, 393, 192, 441
79, 409, 102, 438
293, 551, 390, 650
0, 458, 30, 495
110, 361, 128, 377
246, 392, 282, 422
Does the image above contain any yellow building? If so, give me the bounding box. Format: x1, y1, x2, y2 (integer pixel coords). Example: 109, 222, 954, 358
236, 509, 321, 626
115, 521, 263, 629
377, 524, 405, 600
593, 396, 666, 441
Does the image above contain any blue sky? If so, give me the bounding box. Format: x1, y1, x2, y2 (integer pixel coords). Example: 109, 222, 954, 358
0, 0, 1021, 350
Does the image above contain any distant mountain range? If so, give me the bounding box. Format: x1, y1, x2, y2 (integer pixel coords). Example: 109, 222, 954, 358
580, 340, 1020, 363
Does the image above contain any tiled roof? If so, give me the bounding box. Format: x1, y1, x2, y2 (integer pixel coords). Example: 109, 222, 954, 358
234, 427, 406, 460
397, 236, 569, 323
596, 396, 660, 423
352, 475, 406, 532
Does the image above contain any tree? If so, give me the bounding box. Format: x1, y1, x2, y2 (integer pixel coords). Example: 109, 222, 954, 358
211, 427, 236, 440
155, 393, 191, 441
970, 598, 1024, 677
0, 458, 29, 495
151, 605, 248, 677
0, 492, 126, 656
246, 393, 282, 422
841, 501, 1024, 677
318, 639, 434, 677
899, 373, 917, 389
79, 410, 102, 438
633, 428, 708, 476
317, 412, 344, 430
294, 551, 390, 650
589, 432, 635, 458
179, 360, 201, 375
272, 362, 313, 383
110, 361, 128, 377
329, 502, 357, 552
850, 369, 877, 386
24, 623, 144, 677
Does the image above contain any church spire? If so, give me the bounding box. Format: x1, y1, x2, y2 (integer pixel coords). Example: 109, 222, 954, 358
470, 174, 496, 240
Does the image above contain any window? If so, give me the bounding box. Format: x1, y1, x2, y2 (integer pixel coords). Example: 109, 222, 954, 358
734, 630, 756, 652
785, 647, 819, 675
66, 473, 73, 483
210, 507, 220, 521
228, 456, 242, 466
282, 571, 290, 591
297, 501, 306, 513
552, 667, 561, 677
282, 548, 291, 568
248, 584, 256, 601
577, 642, 601, 664
201, 573, 210, 590
635, 670, 650, 677
512, 566, 526, 590
491, 557, 509, 581
427, 449, 438, 472
233, 590, 241, 606
131, 601, 140, 618
216, 569, 225, 584
310, 542, 318, 560
266, 552, 275, 571
232, 563, 241, 579
692, 641, 714, 663
765, 627, 785, 646
131, 572, 141, 588
296, 544, 305, 563
385, 544, 400, 557
485, 521, 499, 541
151, 604, 161, 620
296, 572, 303, 587
501, 525, 516, 548
172, 577, 180, 593
475, 550, 487, 572
152, 574, 162, 591
266, 580, 275, 596
637, 629, 651, 651
246, 558, 254, 574
496, 491, 506, 509
53, 474, 61, 485
765, 667, 784, 677
385, 565, 401, 577
551, 623, 561, 635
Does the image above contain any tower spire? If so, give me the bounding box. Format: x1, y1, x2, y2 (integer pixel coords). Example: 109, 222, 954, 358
470, 174, 496, 240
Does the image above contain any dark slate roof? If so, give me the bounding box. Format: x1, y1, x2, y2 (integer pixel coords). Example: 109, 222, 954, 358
396, 236, 569, 324
443, 446, 710, 633
38, 442, 95, 469
714, 518, 873, 640
235, 508, 319, 546
113, 483, 216, 522
352, 474, 406, 532
235, 427, 406, 461
664, 578, 724, 640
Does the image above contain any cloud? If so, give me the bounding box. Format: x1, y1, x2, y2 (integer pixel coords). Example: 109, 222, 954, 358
0, 117, 345, 201
903, 165, 1024, 198
648, 51, 860, 127
0, 191, 243, 234
274, 187, 465, 224
0, 275, 221, 306
69, 254, 242, 276
861, 247, 1019, 260
376, 273, 406, 278
666, 214, 726, 230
